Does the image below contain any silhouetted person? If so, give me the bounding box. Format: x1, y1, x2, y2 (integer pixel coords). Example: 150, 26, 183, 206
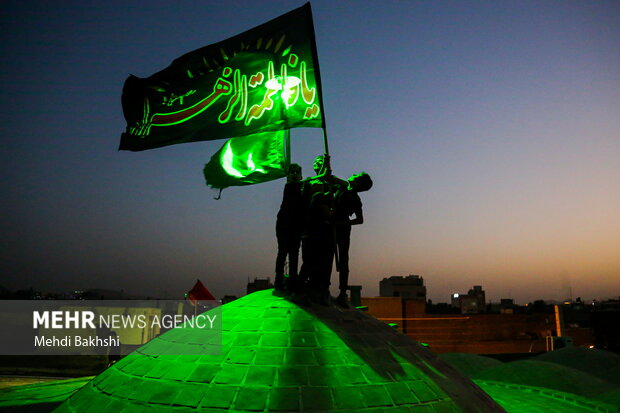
312, 154, 326, 176
275, 164, 304, 291
297, 155, 335, 304
334, 172, 373, 306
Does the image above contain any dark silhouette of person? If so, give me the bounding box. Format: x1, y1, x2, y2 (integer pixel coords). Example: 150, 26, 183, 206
333, 172, 373, 306
312, 154, 326, 176
275, 163, 304, 292
297, 155, 335, 303
298, 156, 372, 307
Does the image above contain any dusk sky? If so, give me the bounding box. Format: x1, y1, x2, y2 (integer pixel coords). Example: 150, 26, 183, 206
2, 0, 619, 304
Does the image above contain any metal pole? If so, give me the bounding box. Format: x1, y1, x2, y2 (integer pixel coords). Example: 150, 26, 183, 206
322, 127, 330, 158
285, 129, 291, 168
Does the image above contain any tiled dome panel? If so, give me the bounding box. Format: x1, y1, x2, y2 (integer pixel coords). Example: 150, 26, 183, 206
56, 290, 503, 412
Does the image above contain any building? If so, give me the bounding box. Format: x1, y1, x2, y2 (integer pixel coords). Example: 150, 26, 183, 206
451, 285, 486, 314
379, 275, 426, 299
221, 295, 239, 304
246, 277, 273, 294
369, 275, 427, 333
365, 281, 595, 355
499, 298, 515, 314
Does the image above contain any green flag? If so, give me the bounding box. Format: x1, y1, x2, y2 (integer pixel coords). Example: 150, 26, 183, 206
120, 3, 324, 151
203, 130, 289, 189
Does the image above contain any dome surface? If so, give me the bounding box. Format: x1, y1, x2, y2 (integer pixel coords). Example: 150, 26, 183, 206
56, 290, 503, 412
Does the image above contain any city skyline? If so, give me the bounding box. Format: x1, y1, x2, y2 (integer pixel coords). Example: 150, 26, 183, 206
2, 1, 619, 305
3, 274, 616, 307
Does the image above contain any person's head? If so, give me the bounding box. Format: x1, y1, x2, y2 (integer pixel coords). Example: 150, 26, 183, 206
313, 155, 325, 174
287, 163, 302, 182
348, 172, 373, 192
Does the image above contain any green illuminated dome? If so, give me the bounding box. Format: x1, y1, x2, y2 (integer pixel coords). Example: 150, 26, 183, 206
56, 290, 503, 412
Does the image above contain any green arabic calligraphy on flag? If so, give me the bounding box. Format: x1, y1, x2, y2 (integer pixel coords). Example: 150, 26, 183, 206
203, 130, 289, 189
120, 3, 323, 151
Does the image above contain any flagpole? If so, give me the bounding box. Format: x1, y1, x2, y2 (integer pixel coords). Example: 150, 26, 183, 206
285, 129, 291, 168
321, 126, 331, 177
306, 2, 328, 161
322, 127, 330, 159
